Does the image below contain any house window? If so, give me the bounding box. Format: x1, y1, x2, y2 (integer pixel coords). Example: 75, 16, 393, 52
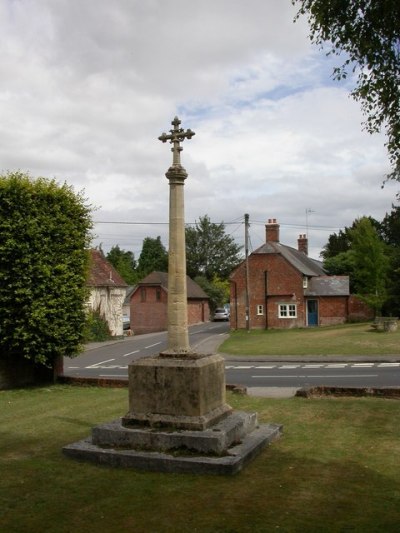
303, 276, 308, 289
257, 305, 264, 315
140, 287, 146, 302
156, 288, 161, 301
279, 304, 297, 318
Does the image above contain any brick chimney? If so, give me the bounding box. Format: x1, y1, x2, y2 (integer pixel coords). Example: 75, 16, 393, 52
265, 218, 280, 243
298, 234, 308, 255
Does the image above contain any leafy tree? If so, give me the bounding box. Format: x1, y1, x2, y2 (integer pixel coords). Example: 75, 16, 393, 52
194, 276, 227, 312
185, 215, 242, 280
293, 0, 400, 183
320, 228, 352, 260
137, 236, 168, 278
350, 217, 389, 314
106, 245, 138, 285
323, 250, 357, 291
0, 171, 92, 368
379, 206, 400, 314
379, 205, 400, 246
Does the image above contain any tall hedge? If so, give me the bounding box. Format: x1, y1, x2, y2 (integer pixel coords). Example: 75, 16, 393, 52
0, 172, 93, 366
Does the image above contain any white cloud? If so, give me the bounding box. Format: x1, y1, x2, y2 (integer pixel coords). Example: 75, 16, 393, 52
0, 0, 396, 261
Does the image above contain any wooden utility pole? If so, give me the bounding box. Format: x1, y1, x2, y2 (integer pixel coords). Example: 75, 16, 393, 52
244, 213, 250, 331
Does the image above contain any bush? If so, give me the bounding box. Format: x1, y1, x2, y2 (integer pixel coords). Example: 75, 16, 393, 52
83, 310, 112, 342
0, 172, 93, 367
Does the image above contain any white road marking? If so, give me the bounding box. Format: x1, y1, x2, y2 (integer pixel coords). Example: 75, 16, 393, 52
279, 365, 300, 369
352, 363, 375, 367
252, 374, 378, 379
326, 364, 348, 368
87, 365, 128, 369
99, 375, 127, 378
303, 364, 324, 368
123, 350, 140, 357
145, 342, 162, 349
86, 358, 115, 368
235, 365, 254, 369
378, 362, 400, 367
256, 365, 276, 369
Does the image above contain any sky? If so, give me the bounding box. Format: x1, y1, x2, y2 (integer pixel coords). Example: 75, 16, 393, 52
1, 0, 397, 260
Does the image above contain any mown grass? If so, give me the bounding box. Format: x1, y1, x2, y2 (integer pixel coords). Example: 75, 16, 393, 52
1, 385, 400, 532
220, 322, 400, 357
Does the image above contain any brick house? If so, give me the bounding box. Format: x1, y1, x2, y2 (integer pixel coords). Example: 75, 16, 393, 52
87, 249, 128, 336
129, 271, 210, 334
230, 219, 371, 329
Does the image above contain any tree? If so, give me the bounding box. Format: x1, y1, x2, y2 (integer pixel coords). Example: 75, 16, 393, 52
185, 215, 242, 280
379, 205, 400, 246
323, 250, 357, 291
350, 217, 389, 314
321, 217, 380, 261
320, 228, 352, 260
194, 275, 228, 312
137, 236, 168, 278
293, 0, 400, 183
379, 205, 400, 314
106, 245, 138, 285
0, 172, 92, 369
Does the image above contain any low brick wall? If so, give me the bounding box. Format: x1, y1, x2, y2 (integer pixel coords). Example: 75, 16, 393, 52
59, 376, 129, 388
296, 386, 400, 399
1, 356, 62, 390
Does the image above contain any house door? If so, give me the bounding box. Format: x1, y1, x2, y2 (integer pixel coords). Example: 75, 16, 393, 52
307, 300, 318, 326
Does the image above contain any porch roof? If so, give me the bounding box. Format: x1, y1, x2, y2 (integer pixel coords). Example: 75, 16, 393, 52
305, 276, 350, 296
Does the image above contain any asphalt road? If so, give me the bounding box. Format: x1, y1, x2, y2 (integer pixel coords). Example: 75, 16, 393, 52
64, 322, 400, 390
64, 321, 230, 380
225, 361, 400, 389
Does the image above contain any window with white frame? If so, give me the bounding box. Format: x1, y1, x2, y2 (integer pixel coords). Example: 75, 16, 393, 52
257, 304, 264, 315
279, 303, 297, 318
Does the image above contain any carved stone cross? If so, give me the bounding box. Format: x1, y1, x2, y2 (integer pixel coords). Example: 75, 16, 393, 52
158, 116, 195, 166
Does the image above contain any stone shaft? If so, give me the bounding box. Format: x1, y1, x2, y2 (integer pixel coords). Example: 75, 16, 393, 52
166, 168, 190, 352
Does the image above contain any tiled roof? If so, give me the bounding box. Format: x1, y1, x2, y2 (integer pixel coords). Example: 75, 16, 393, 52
87, 249, 128, 287
137, 271, 209, 299
253, 242, 326, 276
305, 276, 350, 296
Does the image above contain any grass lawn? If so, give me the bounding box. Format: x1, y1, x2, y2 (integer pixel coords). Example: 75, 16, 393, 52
1, 385, 400, 532
220, 322, 400, 357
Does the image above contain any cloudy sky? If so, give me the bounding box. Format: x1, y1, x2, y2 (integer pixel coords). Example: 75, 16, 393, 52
1, 0, 397, 260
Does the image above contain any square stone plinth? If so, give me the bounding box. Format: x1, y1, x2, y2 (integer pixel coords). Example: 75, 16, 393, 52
122, 353, 232, 430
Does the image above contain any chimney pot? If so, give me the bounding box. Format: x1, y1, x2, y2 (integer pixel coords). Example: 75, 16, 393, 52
298, 234, 308, 255
265, 218, 280, 243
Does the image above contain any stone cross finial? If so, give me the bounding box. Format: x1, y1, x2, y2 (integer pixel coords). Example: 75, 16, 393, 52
158, 116, 195, 166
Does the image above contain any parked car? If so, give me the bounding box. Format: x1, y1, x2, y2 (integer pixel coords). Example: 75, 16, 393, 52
122, 316, 131, 330
212, 308, 230, 321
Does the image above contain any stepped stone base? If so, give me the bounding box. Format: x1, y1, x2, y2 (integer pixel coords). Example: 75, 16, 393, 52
63, 412, 282, 475
63, 352, 282, 474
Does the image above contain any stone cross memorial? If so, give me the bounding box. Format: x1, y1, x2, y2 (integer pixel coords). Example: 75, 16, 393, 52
158, 116, 194, 354
63, 117, 282, 474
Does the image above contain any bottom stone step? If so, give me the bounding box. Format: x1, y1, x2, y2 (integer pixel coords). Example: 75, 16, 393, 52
63, 422, 282, 475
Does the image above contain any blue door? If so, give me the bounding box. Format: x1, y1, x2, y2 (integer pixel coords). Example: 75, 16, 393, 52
307, 300, 318, 326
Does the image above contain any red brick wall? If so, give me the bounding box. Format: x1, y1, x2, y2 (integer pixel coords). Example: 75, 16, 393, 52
188, 300, 210, 324
130, 286, 168, 334
230, 253, 350, 329
230, 253, 306, 329
131, 287, 210, 334
348, 295, 374, 321
318, 297, 348, 326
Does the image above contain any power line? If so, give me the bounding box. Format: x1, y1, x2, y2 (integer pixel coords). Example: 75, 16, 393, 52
94, 218, 341, 233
